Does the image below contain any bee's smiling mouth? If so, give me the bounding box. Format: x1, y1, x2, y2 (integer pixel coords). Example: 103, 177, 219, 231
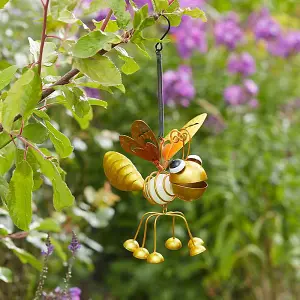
172, 181, 207, 189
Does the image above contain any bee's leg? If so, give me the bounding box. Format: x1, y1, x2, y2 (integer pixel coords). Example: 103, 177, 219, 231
166, 213, 195, 244
133, 211, 159, 241
153, 214, 163, 253
141, 213, 161, 248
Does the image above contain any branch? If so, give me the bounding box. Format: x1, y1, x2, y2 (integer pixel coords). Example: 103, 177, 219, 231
0, 9, 122, 134
101, 9, 113, 31
38, 0, 50, 75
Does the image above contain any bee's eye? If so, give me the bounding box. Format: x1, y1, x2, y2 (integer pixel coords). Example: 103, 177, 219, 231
169, 159, 186, 173
187, 155, 202, 165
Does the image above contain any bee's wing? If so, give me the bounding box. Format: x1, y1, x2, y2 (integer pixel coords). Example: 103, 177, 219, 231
119, 120, 160, 163
103, 151, 144, 191
162, 113, 207, 161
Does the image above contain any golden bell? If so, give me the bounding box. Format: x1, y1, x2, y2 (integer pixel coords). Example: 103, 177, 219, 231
133, 247, 149, 260
123, 239, 139, 252
165, 237, 182, 250
188, 237, 204, 249
189, 245, 206, 257
147, 252, 165, 264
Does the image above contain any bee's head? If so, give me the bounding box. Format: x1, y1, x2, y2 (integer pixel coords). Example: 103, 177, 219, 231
168, 155, 207, 201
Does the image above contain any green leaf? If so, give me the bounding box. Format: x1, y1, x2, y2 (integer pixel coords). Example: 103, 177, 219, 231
45, 121, 73, 158
74, 55, 122, 87
50, 238, 67, 261
0, 132, 12, 150
22, 123, 49, 144
165, 7, 207, 26
35, 218, 61, 233
15, 149, 40, 172
73, 107, 93, 130
33, 109, 50, 121
6, 160, 33, 231
0, 175, 8, 203
0, 0, 9, 9
0, 267, 12, 283
1, 69, 41, 132
0, 224, 9, 236
55, 86, 91, 118
88, 98, 108, 108
108, 0, 131, 29
0, 143, 15, 175
0, 65, 18, 91
114, 46, 140, 75
151, 0, 169, 12
31, 149, 74, 210
133, 4, 149, 29
1, 239, 42, 270
29, 38, 58, 66
93, 20, 119, 32
73, 31, 121, 59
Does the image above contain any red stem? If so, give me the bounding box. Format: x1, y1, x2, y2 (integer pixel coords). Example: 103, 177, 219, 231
38, 0, 50, 75
101, 9, 113, 31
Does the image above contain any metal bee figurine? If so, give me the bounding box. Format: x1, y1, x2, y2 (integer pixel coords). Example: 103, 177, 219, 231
103, 15, 208, 264
103, 114, 208, 263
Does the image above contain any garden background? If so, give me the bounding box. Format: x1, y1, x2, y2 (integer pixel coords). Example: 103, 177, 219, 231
0, 0, 300, 299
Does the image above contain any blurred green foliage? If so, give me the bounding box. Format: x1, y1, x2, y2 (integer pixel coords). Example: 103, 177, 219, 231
0, 0, 300, 299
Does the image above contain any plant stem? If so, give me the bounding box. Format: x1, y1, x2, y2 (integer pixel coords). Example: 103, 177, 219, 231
16, 135, 47, 158
0, 9, 129, 134
38, 0, 50, 75
101, 9, 113, 31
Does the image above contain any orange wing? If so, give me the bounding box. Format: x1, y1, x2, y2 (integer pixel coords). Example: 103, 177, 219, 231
119, 120, 160, 163
162, 114, 207, 161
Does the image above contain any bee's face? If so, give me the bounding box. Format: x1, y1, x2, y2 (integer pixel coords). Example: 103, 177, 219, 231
168, 155, 208, 201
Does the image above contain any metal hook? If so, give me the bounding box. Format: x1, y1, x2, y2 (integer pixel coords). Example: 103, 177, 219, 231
155, 15, 171, 53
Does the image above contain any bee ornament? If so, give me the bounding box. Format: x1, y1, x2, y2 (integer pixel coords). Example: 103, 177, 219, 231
103, 113, 208, 263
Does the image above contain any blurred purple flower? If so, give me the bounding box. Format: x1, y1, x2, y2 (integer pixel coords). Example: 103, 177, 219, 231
174, 16, 207, 58
43, 287, 81, 300
85, 87, 100, 99
163, 65, 195, 107
227, 52, 256, 76
69, 287, 82, 300
214, 13, 244, 50
267, 31, 300, 57
68, 231, 81, 254
243, 79, 258, 96
255, 18, 281, 41
224, 85, 245, 105
180, 0, 206, 8
224, 80, 259, 107
41, 235, 54, 256
249, 99, 259, 108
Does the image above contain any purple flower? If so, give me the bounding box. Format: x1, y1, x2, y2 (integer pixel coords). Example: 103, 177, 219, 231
227, 52, 256, 76
267, 31, 300, 57
174, 16, 207, 58
69, 287, 82, 300
254, 15, 281, 41
41, 235, 54, 256
214, 13, 244, 50
85, 87, 100, 99
68, 231, 81, 254
224, 80, 259, 107
180, 0, 206, 8
224, 85, 245, 105
163, 65, 195, 107
243, 79, 258, 96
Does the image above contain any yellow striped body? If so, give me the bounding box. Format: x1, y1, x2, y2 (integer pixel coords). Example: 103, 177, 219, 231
103, 151, 144, 191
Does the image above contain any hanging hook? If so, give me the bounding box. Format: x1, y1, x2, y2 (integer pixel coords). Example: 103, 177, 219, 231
155, 15, 171, 53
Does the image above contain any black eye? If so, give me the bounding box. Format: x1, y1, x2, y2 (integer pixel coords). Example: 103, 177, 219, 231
187, 155, 202, 165
169, 159, 185, 174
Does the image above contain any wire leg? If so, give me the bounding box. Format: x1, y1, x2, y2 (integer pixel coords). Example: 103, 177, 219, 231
141, 213, 161, 248
133, 212, 158, 241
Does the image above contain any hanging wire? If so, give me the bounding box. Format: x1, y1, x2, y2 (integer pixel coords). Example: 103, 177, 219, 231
155, 15, 171, 138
